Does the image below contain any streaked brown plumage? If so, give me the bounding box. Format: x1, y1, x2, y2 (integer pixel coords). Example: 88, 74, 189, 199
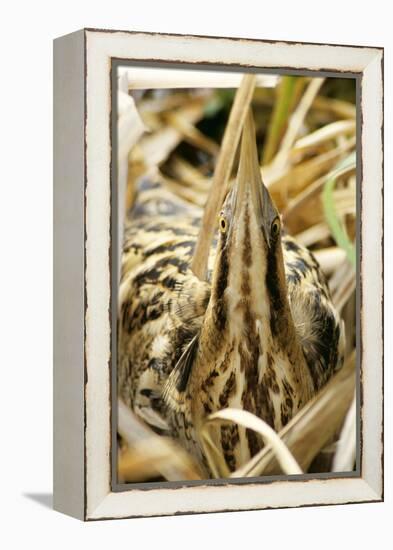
118, 112, 345, 477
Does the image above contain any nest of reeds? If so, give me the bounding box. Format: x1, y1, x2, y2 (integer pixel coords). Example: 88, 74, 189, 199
117, 69, 357, 483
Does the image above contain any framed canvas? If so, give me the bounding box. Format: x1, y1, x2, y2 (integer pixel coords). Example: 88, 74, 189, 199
53, 28, 383, 521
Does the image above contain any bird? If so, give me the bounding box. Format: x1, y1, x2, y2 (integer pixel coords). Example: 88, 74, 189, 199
118, 109, 345, 477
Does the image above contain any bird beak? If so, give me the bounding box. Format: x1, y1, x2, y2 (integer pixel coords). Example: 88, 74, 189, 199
233, 109, 276, 246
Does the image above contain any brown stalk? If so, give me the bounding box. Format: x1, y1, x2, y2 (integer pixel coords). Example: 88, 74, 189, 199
283, 164, 356, 225
191, 74, 256, 280
118, 398, 204, 482
270, 77, 324, 173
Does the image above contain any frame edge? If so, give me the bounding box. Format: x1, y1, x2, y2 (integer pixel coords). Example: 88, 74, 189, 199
82, 29, 384, 520
53, 29, 86, 521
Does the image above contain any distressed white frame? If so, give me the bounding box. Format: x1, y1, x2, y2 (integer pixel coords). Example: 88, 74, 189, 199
53, 29, 383, 521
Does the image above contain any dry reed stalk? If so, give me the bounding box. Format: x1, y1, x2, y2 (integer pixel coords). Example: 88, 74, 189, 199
313, 247, 347, 275
135, 99, 206, 169
201, 409, 302, 479
312, 96, 356, 119
332, 394, 357, 472
269, 77, 324, 173
294, 222, 331, 247
332, 268, 356, 313
329, 259, 353, 295
164, 111, 220, 156
138, 92, 195, 114
283, 157, 356, 225
291, 119, 356, 155
167, 156, 211, 190
118, 398, 204, 482
191, 74, 256, 280
266, 137, 355, 210
162, 175, 207, 207
283, 173, 331, 225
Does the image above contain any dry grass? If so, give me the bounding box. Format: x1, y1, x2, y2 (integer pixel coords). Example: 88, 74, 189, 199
117, 72, 357, 483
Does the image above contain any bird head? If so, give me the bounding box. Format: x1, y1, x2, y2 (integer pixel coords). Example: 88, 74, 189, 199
207, 109, 288, 344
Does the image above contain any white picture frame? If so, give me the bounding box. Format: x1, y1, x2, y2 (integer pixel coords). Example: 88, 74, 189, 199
53, 28, 383, 521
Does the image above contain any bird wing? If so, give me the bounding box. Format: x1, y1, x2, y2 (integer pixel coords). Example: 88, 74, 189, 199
162, 332, 200, 414
283, 236, 345, 391
118, 180, 212, 432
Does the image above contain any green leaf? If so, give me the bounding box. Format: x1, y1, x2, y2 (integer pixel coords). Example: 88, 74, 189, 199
262, 76, 299, 164
322, 152, 356, 267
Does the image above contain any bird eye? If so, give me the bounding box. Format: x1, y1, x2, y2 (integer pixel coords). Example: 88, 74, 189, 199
271, 217, 281, 237
219, 215, 227, 233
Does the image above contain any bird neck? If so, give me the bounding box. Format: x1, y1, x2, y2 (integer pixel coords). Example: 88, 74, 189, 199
202, 240, 301, 360
189, 242, 314, 421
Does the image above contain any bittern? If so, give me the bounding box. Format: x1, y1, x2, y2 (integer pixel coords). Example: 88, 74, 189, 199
118, 111, 345, 476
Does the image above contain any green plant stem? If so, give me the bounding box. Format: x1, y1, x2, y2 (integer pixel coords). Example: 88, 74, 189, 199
322, 152, 356, 267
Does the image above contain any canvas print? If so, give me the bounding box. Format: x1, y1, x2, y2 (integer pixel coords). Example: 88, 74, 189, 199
115, 67, 357, 484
